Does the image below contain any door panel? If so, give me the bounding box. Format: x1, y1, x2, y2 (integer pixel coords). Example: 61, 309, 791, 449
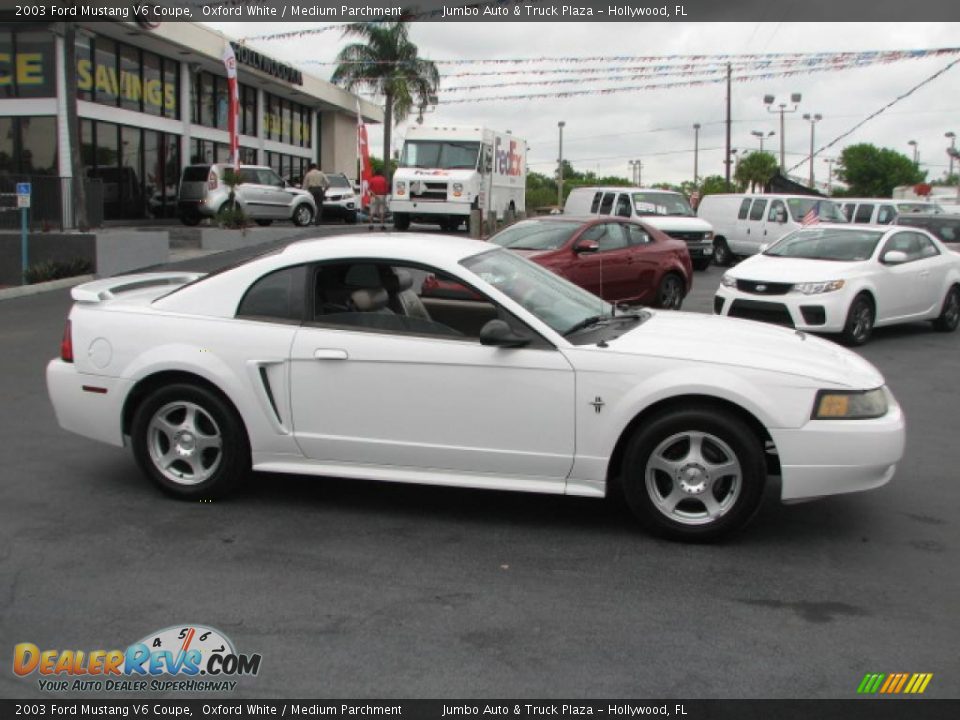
567, 223, 636, 301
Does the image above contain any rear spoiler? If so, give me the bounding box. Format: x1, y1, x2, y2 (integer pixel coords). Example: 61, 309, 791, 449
70, 272, 205, 304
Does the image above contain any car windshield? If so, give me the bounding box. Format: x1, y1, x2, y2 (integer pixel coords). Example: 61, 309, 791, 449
897, 202, 943, 214
764, 228, 884, 261
400, 141, 480, 170
461, 248, 613, 335
631, 192, 695, 217
489, 220, 581, 251
326, 175, 351, 188
785, 198, 847, 223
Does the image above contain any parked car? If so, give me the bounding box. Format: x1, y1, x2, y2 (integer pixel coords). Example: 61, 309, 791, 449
564, 187, 715, 270
47, 234, 904, 541
894, 213, 960, 251
177, 163, 316, 227
838, 198, 944, 225
697, 194, 847, 266
487, 216, 692, 309
714, 224, 960, 345
320, 172, 358, 223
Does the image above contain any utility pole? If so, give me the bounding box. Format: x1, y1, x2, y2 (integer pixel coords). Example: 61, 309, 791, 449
557, 120, 565, 207
764, 92, 802, 171
693, 123, 701, 186
803, 113, 822, 187
724, 63, 732, 188
823, 157, 835, 193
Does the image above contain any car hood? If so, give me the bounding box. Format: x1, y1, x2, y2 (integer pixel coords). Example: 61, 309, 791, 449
602, 310, 883, 388
639, 216, 712, 232
728, 254, 866, 282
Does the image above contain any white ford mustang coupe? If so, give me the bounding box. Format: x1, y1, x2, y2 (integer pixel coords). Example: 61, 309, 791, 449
47, 235, 905, 540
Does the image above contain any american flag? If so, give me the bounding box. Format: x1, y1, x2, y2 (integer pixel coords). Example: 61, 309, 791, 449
801, 201, 822, 226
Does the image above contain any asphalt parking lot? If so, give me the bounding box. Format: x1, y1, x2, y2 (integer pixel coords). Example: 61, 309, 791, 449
1, 231, 958, 700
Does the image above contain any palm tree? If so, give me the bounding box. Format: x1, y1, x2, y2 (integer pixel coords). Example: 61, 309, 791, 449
734, 151, 779, 193
331, 21, 440, 181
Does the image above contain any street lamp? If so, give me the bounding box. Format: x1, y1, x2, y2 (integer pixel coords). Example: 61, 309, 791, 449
946, 131, 956, 177
764, 92, 802, 170
750, 130, 775, 153
823, 157, 836, 193
629, 159, 643, 186
693, 123, 701, 186
557, 121, 565, 207
802, 112, 823, 187
908, 139, 919, 167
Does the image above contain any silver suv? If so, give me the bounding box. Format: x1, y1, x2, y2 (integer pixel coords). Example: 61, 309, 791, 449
178, 164, 316, 227
320, 172, 358, 224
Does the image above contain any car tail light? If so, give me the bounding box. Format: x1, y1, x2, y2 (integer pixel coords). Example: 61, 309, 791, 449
61, 319, 73, 363
208, 169, 218, 190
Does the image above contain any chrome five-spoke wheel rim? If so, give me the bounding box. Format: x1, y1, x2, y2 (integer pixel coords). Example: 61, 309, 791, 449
852, 303, 873, 341
296, 206, 311, 225
645, 431, 742, 525
147, 401, 223, 485
945, 291, 960, 327
661, 277, 682, 309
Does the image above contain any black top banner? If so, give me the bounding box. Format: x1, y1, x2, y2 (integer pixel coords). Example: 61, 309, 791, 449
1, 0, 959, 23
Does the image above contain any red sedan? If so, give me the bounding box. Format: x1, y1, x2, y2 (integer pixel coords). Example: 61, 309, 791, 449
486, 215, 693, 309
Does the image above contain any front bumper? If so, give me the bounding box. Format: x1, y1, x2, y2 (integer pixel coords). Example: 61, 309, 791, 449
390, 199, 471, 216
771, 392, 905, 501
46, 360, 130, 448
715, 285, 852, 332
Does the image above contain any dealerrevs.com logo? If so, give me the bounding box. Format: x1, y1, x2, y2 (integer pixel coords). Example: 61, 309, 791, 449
13, 625, 261, 693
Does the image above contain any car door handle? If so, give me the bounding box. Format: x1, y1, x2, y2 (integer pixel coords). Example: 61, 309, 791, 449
313, 349, 348, 360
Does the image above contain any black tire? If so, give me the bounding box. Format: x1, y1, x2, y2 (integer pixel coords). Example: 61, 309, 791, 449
393, 213, 411, 231
621, 406, 766, 541
345, 211, 358, 225
932, 285, 960, 332
130, 383, 249, 500
292, 203, 313, 227
692, 258, 712, 272
656, 273, 685, 310
180, 213, 201, 227
713, 238, 733, 267
840, 293, 875, 346
254, 219, 273, 227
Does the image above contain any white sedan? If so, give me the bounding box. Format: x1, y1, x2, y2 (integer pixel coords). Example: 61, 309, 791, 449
715, 224, 960, 345
47, 234, 905, 541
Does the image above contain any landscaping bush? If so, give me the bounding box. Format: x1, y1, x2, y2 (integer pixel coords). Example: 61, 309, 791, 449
24, 258, 93, 285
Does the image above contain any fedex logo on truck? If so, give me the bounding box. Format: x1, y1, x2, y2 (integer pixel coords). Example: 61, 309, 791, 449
494, 136, 523, 177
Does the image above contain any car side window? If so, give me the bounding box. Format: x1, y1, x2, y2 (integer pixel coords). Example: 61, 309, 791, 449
582, 223, 628, 251
939, 222, 958, 242
598, 193, 615, 215
238, 168, 259, 185
748, 199, 767, 221
589, 192, 602, 213
841, 204, 854, 221
915, 234, 940, 259
855, 204, 874, 223
881, 232, 928, 262
236, 265, 306, 322
737, 199, 751, 220
258, 169, 283, 187
615, 194, 632, 218
877, 205, 896, 224
625, 224, 652, 245
767, 200, 785, 222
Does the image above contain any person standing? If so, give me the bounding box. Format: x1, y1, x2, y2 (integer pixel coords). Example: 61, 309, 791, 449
368, 169, 389, 231
302, 163, 329, 226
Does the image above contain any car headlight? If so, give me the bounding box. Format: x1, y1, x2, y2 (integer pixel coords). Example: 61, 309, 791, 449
395, 181, 406, 196
704, 231, 714, 240
720, 274, 736, 288
812, 387, 888, 420
452, 182, 463, 198
794, 280, 845, 295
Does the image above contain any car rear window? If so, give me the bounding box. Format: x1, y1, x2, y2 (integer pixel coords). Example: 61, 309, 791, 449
182, 166, 211, 182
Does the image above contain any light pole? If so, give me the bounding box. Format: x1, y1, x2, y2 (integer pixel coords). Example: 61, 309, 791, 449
556, 121, 566, 207
693, 123, 701, 186
802, 113, 822, 187
750, 130, 775, 153
629, 159, 642, 186
823, 157, 836, 193
908, 139, 919, 168
946, 131, 956, 178
764, 92, 802, 170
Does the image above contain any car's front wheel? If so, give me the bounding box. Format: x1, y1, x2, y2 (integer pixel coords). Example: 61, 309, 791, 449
656, 273, 685, 310
292, 204, 314, 227
131, 383, 249, 500
713, 238, 733, 267
841, 293, 875, 346
393, 213, 411, 231
933, 285, 960, 332
692, 257, 712, 271
622, 406, 766, 541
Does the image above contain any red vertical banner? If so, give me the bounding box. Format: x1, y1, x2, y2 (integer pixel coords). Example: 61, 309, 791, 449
357, 102, 372, 209
222, 43, 240, 172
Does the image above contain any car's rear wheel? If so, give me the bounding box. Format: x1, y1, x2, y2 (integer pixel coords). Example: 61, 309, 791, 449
622, 407, 766, 541
713, 238, 733, 267
293, 204, 313, 227
393, 213, 411, 231
179, 213, 201, 227
131, 383, 249, 500
345, 211, 358, 225
656, 273, 685, 310
841, 293, 875, 346
932, 285, 960, 332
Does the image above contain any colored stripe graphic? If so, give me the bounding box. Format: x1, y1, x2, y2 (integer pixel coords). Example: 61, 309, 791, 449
858, 672, 932, 694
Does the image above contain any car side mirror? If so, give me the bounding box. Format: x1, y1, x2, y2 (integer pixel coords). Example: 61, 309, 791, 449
574, 239, 600, 254
479, 319, 530, 348
759, 243, 769, 253
882, 250, 909, 265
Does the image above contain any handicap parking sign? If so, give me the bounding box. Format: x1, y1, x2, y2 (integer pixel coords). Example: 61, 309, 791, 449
16, 182, 31, 196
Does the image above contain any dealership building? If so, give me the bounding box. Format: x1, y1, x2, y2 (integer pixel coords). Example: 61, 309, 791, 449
0, 21, 381, 224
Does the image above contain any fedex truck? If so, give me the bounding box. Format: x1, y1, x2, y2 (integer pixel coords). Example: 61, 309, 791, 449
390, 125, 526, 231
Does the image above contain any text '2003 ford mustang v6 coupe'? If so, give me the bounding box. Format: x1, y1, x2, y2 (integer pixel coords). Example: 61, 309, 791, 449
47, 234, 904, 541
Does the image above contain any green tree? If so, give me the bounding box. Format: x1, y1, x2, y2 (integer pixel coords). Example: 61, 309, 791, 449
332, 21, 440, 181
526, 170, 558, 210
735, 151, 779, 192
699, 175, 732, 196
836, 143, 926, 197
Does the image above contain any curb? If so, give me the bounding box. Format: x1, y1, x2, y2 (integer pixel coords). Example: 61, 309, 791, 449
0, 274, 96, 302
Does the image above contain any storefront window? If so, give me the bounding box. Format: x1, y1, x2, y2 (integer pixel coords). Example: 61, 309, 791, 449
241, 84, 257, 137
0, 31, 56, 99
93, 37, 119, 106
142, 52, 162, 117
0, 117, 14, 173
76, 35, 93, 102
119, 44, 141, 113
0, 117, 58, 176
162, 56, 178, 119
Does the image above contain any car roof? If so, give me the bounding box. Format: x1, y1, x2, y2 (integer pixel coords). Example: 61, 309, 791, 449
280, 232, 494, 265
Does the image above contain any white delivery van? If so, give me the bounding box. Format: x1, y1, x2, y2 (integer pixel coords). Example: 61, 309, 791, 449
696, 193, 847, 265
390, 125, 526, 232
838, 198, 944, 225
564, 187, 715, 270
